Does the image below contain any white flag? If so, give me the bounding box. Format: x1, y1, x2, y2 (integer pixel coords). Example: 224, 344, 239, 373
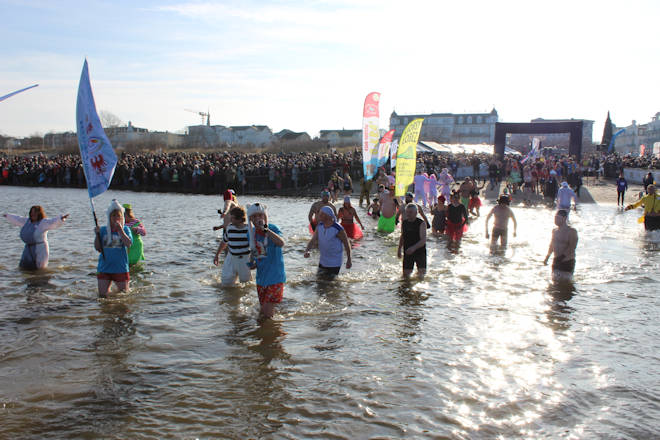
76, 59, 117, 198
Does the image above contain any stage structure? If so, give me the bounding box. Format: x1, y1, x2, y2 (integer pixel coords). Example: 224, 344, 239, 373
494, 121, 583, 159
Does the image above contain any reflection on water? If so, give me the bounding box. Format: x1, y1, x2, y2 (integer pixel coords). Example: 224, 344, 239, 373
0, 186, 658, 438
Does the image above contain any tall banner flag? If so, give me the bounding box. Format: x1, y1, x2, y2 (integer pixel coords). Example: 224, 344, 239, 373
76, 60, 117, 198
521, 137, 540, 164
0, 84, 39, 103
394, 118, 423, 197
362, 92, 380, 180
390, 139, 399, 169
377, 129, 395, 168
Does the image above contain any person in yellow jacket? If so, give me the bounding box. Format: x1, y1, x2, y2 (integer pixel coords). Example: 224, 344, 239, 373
625, 184, 660, 231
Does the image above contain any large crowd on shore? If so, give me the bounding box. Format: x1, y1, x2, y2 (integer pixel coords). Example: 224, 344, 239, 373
1, 149, 658, 194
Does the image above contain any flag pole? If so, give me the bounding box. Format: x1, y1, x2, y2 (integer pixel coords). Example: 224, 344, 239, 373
90, 197, 105, 260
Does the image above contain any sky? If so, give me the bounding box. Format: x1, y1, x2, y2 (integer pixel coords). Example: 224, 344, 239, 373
1, 0, 659, 141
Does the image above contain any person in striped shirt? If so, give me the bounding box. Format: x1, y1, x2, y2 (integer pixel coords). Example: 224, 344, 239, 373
213, 206, 252, 286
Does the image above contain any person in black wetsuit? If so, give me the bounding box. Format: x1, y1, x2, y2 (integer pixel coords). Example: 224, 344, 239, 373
397, 203, 427, 279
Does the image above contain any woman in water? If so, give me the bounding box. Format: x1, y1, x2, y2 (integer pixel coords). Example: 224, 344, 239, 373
337, 197, 364, 239
95, 200, 132, 298
4, 206, 69, 270
445, 192, 469, 250
430, 195, 447, 237
123, 204, 146, 266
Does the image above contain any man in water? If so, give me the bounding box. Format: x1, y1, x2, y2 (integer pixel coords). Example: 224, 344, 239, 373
304, 206, 352, 277
397, 192, 430, 228
556, 181, 578, 213
398, 203, 427, 279
377, 188, 399, 233
625, 184, 660, 231
458, 177, 476, 210
485, 194, 517, 249
543, 209, 578, 280
308, 190, 337, 231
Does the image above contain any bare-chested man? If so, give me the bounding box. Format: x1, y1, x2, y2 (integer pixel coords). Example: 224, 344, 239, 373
485, 194, 517, 248
308, 190, 337, 232
543, 209, 578, 281
458, 177, 476, 210
377, 189, 399, 233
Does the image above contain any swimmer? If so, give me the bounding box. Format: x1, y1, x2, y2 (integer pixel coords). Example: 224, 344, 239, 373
398, 203, 427, 279
123, 203, 146, 266
397, 192, 430, 229
304, 206, 352, 277
367, 197, 381, 218
95, 200, 132, 298
308, 190, 337, 232
445, 192, 469, 250
543, 210, 578, 280
377, 189, 399, 233
485, 194, 517, 248
556, 181, 578, 213
468, 190, 483, 217
337, 197, 364, 239
213, 206, 252, 286
430, 195, 447, 236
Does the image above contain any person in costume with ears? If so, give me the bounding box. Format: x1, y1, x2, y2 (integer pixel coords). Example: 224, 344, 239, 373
337, 196, 364, 240
246, 203, 286, 321
4, 206, 69, 270
123, 203, 146, 266
95, 200, 132, 298
213, 189, 239, 231
304, 206, 352, 277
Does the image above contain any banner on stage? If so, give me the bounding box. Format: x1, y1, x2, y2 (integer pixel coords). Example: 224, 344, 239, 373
394, 118, 423, 197
76, 60, 117, 198
362, 92, 380, 181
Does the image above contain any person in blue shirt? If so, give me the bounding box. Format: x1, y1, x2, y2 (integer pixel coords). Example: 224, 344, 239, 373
94, 199, 132, 298
246, 203, 286, 321
616, 172, 628, 206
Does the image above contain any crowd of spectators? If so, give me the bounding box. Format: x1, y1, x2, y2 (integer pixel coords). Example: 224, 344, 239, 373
1, 149, 658, 195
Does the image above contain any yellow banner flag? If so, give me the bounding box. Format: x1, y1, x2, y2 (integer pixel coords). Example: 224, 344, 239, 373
395, 118, 423, 197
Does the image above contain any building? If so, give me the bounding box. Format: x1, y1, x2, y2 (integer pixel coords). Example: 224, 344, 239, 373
506, 118, 593, 153
188, 124, 274, 147
319, 129, 362, 147
274, 129, 312, 143
389, 109, 498, 144
614, 112, 660, 155
44, 131, 78, 149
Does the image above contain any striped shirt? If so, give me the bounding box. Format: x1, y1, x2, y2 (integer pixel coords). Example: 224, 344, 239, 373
223, 224, 250, 256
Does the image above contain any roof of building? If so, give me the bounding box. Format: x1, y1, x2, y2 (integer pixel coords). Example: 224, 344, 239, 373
320, 129, 361, 137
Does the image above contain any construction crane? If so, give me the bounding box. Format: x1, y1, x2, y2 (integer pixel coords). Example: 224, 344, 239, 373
184, 108, 210, 126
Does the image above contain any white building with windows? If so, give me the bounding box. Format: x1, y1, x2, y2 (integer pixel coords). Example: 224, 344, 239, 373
614, 113, 660, 155
389, 108, 498, 144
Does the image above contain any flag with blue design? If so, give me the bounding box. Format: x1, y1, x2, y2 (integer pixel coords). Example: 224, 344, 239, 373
76, 60, 117, 198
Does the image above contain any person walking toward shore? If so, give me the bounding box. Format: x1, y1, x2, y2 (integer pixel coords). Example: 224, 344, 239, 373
398, 203, 427, 279
485, 194, 517, 249
213, 206, 252, 286
308, 190, 337, 232
337, 197, 364, 240
543, 209, 578, 281
304, 206, 352, 277
377, 189, 399, 233
95, 200, 132, 298
4, 206, 69, 270
616, 172, 628, 207
213, 189, 239, 231
246, 203, 286, 321
123, 204, 146, 266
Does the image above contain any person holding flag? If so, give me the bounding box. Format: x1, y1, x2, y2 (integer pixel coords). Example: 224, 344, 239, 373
95, 200, 132, 298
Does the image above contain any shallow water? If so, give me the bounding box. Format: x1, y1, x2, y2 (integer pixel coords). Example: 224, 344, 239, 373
0, 186, 658, 439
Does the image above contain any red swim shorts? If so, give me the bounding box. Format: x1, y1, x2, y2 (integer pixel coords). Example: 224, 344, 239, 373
97, 272, 130, 282
257, 283, 284, 305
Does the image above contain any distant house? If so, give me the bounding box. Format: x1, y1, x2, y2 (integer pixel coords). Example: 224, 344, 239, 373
44, 131, 77, 149
319, 129, 362, 147
188, 124, 274, 146
274, 129, 311, 143
614, 112, 660, 155
390, 109, 498, 145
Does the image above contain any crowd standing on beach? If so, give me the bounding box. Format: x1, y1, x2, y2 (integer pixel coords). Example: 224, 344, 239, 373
3, 146, 659, 322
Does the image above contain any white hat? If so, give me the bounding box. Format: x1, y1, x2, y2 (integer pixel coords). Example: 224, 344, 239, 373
550, 170, 557, 175
561, 181, 569, 188
246, 203, 267, 218
105, 199, 124, 245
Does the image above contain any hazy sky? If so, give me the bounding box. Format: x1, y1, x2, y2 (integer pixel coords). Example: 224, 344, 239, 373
1, 0, 658, 140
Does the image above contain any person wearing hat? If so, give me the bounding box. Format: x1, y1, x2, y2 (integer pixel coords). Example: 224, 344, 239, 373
95, 199, 133, 298
308, 190, 337, 233
304, 206, 352, 277
625, 184, 660, 231
543, 209, 578, 280
123, 203, 146, 266
213, 189, 239, 231
485, 194, 517, 249
246, 203, 286, 320
556, 181, 578, 213
642, 172, 654, 192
